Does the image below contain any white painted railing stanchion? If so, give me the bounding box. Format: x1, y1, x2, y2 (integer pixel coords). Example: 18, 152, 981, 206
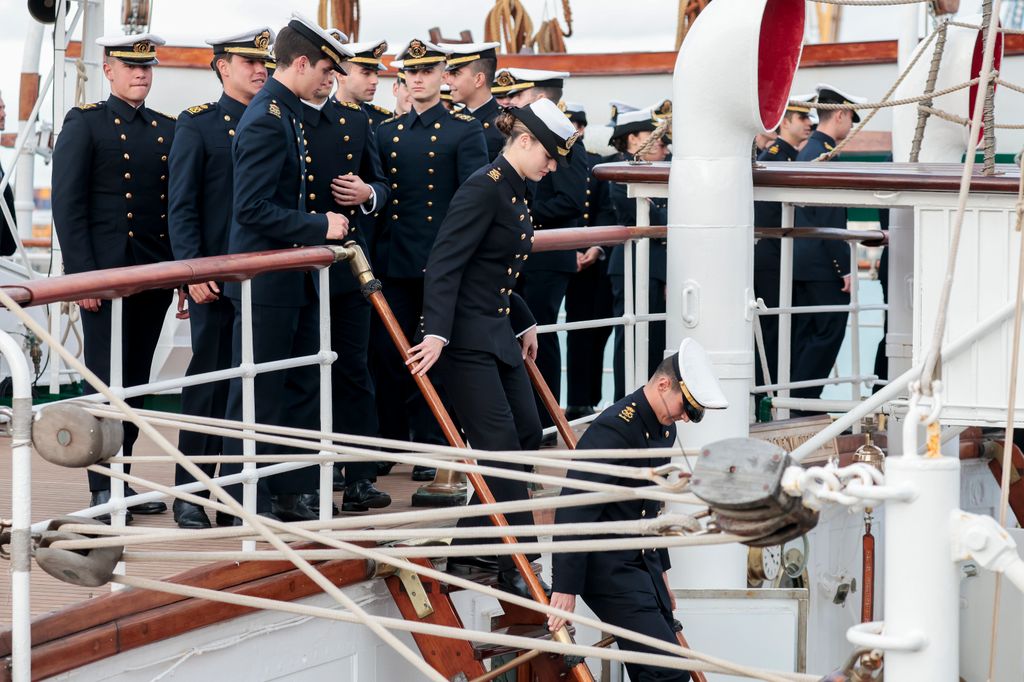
634, 196, 652, 389
240, 280, 257, 552
109, 296, 126, 588
318, 267, 334, 523
777, 204, 795, 420
3, 330, 34, 682
848, 242, 862, 431
624, 239, 636, 392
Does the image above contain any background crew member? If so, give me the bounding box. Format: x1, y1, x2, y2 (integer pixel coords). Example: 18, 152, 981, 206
407, 98, 580, 598
563, 101, 616, 420
791, 84, 864, 409
606, 104, 670, 399
168, 27, 274, 529
220, 15, 350, 523
752, 94, 813, 405
443, 42, 504, 160
391, 70, 413, 116
301, 41, 391, 514
0, 91, 18, 255
549, 338, 728, 682
52, 33, 175, 521
332, 35, 393, 132
496, 68, 587, 430
372, 39, 487, 479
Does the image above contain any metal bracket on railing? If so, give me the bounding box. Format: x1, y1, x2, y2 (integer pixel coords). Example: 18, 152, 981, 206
396, 568, 435, 618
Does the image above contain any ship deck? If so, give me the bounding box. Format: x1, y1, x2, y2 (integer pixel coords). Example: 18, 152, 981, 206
0, 425, 568, 626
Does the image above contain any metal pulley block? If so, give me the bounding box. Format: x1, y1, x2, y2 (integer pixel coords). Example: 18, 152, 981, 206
691, 438, 819, 546
34, 516, 123, 587
32, 403, 124, 468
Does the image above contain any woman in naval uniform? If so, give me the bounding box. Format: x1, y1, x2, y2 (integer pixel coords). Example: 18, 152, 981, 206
406, 97, 581, 597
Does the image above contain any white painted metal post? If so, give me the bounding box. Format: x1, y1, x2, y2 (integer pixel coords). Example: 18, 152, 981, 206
14, 23, 43, 240
868, 445, 959, 680
318, 267, 333, 523
240, 280, 257, 552
634, 195, 652, 389
623, 239, 635, 392
53, 2, 68, 139
109, 297, 126, 587
777, 206, 795, 420
848, 243, 861, 409
2, 331, 34, 682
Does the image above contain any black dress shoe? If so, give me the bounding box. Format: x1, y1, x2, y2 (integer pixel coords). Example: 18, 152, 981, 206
298, 493, 339, 517
497, 569, 552, 600
220, 511, 282, 527
447, 555, 500, 574
124, 486, 168, 515
173, 500, 211, 529
332, 467, 346, 491
90, 490, 133, 525
564, 405, 595, 421
341, 480, 392, 512
376, 461, 396, 476
411, 466, 436, 482
271, 494, 319, 522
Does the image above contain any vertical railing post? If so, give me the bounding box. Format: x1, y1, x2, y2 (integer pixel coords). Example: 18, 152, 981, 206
318, 267, 333, 523
3, 330, 34, 682
47, 302, 61, 394
849, 242, 862, 417
623, 239, 635, 393
634, 194, 652, 389
777, 204, 795, 420
240, 280, 257, 552
109, 296, 126, 588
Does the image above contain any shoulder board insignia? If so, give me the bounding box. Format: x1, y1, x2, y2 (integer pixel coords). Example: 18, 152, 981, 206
339, 100, 361, 111
380, 114, 400, 125
185, 103, 213, 116
451, 112, 476, 123
618, 405, 636, 423
76, 102, 103, 111
824, 142, 834, 151
153, 110, 177, 121
371, 104, 392, 116
268, 102, 282, 119
487, 167, 502, 182
768, 144, 779, 154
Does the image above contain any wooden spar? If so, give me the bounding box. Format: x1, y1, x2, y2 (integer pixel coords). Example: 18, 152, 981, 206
345, 244, 595, 682
525, 356, 578, 449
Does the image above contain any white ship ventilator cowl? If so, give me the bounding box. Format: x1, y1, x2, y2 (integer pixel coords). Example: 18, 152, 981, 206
664, 0, 804, 588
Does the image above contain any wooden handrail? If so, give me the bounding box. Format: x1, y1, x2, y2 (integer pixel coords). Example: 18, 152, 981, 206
530, 225, 887, 251
593, 160, 1024, 194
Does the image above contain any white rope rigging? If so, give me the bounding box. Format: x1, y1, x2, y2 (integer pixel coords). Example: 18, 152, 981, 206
114, 573, 819, 682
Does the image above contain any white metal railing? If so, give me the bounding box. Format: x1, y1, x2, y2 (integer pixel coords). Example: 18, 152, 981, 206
755, 203, 889, 419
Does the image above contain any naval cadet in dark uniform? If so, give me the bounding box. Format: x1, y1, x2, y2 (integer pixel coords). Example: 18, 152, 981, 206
563, 101, 616, 420
752, 94, 812, 400
299, 40, 391, 513
549, 338, 729, 682
442, 42, 504, 161
0, 91, 18, 255
219, 15, 352, 522
606, 104, 671, 400
371, 39, 488, 471
329, 33, 393, 133
168, 27, 275, 529
51, 33, 176, 520
497, 68, 587, 429
791, 84, 863, 408
407, 98, 581, 598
